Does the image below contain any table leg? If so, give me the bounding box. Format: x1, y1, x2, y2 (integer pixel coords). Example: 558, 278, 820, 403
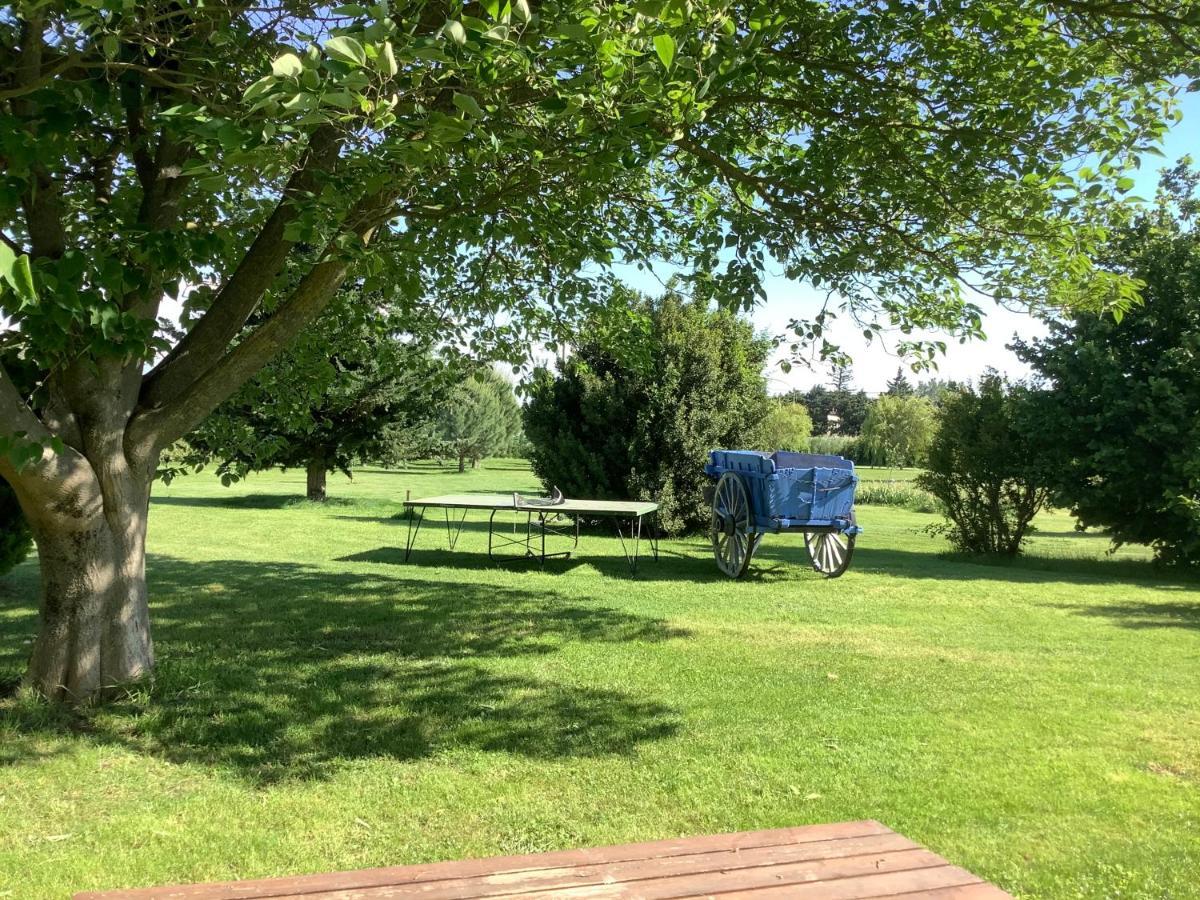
404, 506, 426, 562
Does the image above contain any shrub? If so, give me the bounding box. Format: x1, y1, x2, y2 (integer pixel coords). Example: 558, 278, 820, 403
751, 401, 812, 452
523, 291, 770, 535
916, 374, 1051, 555
860, 395, 935, 467
0, 479, 33, 576
1013, 169, 1200, 566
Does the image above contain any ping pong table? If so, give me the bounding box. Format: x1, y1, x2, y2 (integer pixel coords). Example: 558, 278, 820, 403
402, 493, 659, 573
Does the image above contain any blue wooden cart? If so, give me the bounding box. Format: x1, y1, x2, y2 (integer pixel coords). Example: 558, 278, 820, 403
705, 450, 863, 578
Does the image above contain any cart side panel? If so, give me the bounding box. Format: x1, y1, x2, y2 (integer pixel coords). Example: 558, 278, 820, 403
810, 466, 858, 521
770, 451, 854, 471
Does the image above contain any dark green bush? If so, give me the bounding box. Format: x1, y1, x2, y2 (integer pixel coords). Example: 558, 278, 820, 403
523, 292, 771, 535
917, 374, 1050, 555
0, 479, 33, 576
1014, 172, 1200, 566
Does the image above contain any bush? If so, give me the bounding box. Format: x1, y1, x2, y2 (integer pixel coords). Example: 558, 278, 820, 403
916, 374, 1050, 555
856, 481, 940, 513
1013, 171, 1200, 566
523, 291, 770, 535
0, 479, 33, 576
751, 401, 812, 452
860, 395, 935, 467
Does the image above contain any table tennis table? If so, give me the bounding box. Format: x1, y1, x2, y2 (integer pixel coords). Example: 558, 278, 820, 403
402, 493, 659, 573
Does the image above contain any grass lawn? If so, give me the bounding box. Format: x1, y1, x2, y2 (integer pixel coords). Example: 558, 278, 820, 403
1, 461, 1197, 899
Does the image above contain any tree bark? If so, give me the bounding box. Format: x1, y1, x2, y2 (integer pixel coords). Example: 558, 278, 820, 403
22, 469, 154, 702
458, 451, 466, 473
306, 456, 327, 502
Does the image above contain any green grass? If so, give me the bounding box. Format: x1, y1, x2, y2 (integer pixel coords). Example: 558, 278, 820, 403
1, 460, 1197, 899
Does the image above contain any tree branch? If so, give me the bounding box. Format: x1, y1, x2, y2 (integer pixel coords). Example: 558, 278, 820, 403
12, 14, 69, 261
139, 125, 343, 409
130, 189, 398, 448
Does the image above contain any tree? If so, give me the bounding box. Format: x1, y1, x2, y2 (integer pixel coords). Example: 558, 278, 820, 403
860, 396, 935, 467
786, 386, 870, 436
885, 367, 914, 397
753, 401, 813, 452
524, 290, 770, 535
1014, 164, 1200, 566
915, 378, 963, 406
828, 364, 854, 392
917, 374, 1050, 556
439, 369, 523, 472
181, 293, 455, 501
2, 4, 1196, 700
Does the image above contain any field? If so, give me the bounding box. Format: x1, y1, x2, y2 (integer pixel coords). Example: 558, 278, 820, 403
1, 461, 1197, 899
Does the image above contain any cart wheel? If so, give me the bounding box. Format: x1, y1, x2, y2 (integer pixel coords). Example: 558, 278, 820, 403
711, 472, 754, 578
804, 517, 856, 578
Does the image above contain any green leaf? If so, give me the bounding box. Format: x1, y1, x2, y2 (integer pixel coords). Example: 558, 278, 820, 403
244, 75, 277, 100
557, 23, 590, 41
325, 35, 366, 67
443, 20, 467, 45
0, 245, 36, 302
377, 40, 398, 76
653, 34, 675, 70
0, 242, 14, 286
101, 34, 119, 60
452, 92, 484, 118
272, 52, 304, 77
512, 0, 531, 23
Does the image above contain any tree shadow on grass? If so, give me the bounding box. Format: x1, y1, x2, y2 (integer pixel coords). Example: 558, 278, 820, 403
0, 556, 686, 784
606, 537, 1200, 590
152, 494, 360, 510
1043, 600, 1200, 631
830, 545, 1200, 591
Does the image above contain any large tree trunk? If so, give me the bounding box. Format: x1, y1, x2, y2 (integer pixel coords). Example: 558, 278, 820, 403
306, 456, 327, 502
22, 467, 154, 702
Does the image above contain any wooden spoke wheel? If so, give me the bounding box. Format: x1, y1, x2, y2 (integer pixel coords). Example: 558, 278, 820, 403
711, 472, 756, 578
804, 518, 856, 578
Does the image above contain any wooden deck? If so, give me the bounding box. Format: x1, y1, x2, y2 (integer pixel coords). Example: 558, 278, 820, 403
75, 820, 1012, 899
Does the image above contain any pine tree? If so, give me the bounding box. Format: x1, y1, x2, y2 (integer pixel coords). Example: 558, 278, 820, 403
885, 366, 915, 397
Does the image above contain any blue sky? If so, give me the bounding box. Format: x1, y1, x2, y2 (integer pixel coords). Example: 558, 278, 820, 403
622, 91, 1200, 395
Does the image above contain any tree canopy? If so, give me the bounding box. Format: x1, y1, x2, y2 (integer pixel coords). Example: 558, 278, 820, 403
752, 400, 812, 453
438, 368, 524, 472
1015, 164, 1200, 566
180, 289, 455, 500
524, 290, 769, 534
860, 395, 935, 468
2, 1, 1199, 700
785, 385, 870, 436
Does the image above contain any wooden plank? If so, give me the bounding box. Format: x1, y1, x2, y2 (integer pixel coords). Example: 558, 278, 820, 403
368, 849, 951, 900
699, 866, 989, 899
75, 822, 892, 900
307, 835, 926, 899
884, 884, 1013, 899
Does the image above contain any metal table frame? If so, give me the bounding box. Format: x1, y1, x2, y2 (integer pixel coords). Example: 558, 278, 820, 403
403, 494, 660, 574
